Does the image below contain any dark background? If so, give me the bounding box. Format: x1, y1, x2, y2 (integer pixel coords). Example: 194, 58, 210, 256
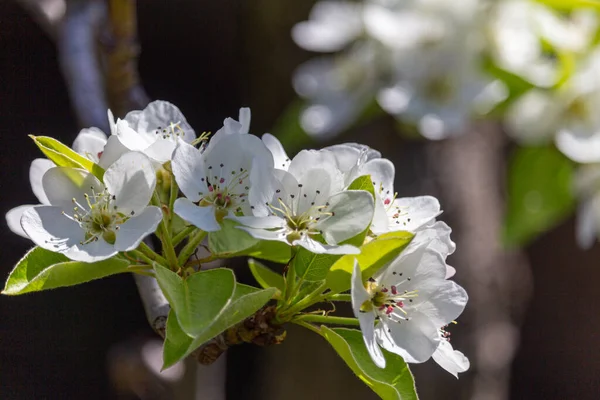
1, 1, 599, 399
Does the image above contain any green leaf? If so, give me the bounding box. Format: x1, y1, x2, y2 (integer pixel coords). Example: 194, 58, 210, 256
326, 231, 414, 294
208, 219, 259, 257
536, 0, 600, 10
348, 175, 376, 197
30, 135, 105, 181
503, 145, 575, 247
163, 284, 276, 369
245, 240, 292, 264
3, 247, 130, 295
293, 248, 341, 282
321, 327, 418, 400
248, 258, 284, 292
153, 266, 236, 337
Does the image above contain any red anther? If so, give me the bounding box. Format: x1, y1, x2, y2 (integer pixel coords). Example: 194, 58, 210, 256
386, 306, 394, 315
384, 198, 391, 205
393, 213, 399, 218
208, 186, 214, 192
381, 287, 388, 293
396, 301, 404, 308
97, 151, 103, 159
225, 196, 231, 203
391, 285, 398, 295
220, 178, 225, 183
216, 193, 222, 199
239, 179, 243, 184
378, 305, 386, 311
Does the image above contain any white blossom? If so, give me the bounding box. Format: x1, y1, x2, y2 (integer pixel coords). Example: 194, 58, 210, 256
21, 152, 162, 262
351, 243, 468, 368
110, 100, 195, 164
171, 111, 273, 232
506, 49, 600, 153
230, 148, 374, 254
6, 127, 124, 238
489, 0, 597, 88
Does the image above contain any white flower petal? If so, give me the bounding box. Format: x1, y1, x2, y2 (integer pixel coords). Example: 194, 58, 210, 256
292, 1, 362, 52
29, 158, 54, 204
115, 206, 163, 251
143, 138, 178, 164
409, 221, 456, 258
432, 340, 470, 378
72, 127, 108, 162
289, 149, 343, 191
384, 196, 441, 233
171, 140, 207, 202
351, 260, 386, 368
125, 100, 195, 143
556, 129, 600, 164
227, 215, 286, 229
42, 168, 103, 209
316, 190, 374, 244
238, 107, 251, 134
262, 133, 290, 171
236, 226, 288, 243
376, 313, 441, 363
116, 119, 154, 151
98, 136, 129, 169
21, 205, 84, 254
294, 236, 360, 254
415, 280, 468, 327
104, 152, 156, 215
174, 198, 220, 232
64, 237, 118, 262
6, 204, 36, 238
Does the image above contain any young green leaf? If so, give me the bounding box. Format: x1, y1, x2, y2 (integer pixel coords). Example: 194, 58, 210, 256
2, 247, 130, 295
248, 258, 284, 292
326, 231, 414, 294
208, 219, 259, 257
293, 248, 341, 282
347, 175, 376, 197
321, 327, 418, 400
503, 145, 575, 247
153, 266, 236, 337
30, 135, 105, 181
162, 284, 277, 369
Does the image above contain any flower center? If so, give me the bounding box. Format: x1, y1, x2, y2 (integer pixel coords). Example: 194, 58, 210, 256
265, 189, 333, 244
61, 186, 129, 245
197, 164, 249, 221
153, 121, 187, 141
360, 277, 418, 323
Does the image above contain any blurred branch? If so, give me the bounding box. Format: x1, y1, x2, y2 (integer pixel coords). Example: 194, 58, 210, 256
103, 0, 149, 116
428, 123, 533, 400
16, 0, 66, 39
58, 0, 110, 131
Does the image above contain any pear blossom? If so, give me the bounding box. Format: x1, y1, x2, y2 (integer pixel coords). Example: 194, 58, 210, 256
506, 49, 600, 152
110, 100, 195, 164
230, 149, 375, 254
171, 124, 274, 232
6, 127, 124, 238
21, 152, 163, 262
292, 0, 498, 139
351, 243, 468, 368
489, 0, 597, 88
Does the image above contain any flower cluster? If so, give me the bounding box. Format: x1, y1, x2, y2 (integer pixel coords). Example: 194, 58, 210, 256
5, 100, 468, 391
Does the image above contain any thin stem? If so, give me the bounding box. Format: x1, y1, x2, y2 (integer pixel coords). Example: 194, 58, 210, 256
178, 229, 208, 266
327, 293, 351, 302
153, 192, 179, 270
278, 281, 328, 320
129, 249, 158, 267
138, 241, 168, 265
293, 314, 360, 327
292, 320, 323, 336
168, 171, 179, 232
172, 225, 196, 247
